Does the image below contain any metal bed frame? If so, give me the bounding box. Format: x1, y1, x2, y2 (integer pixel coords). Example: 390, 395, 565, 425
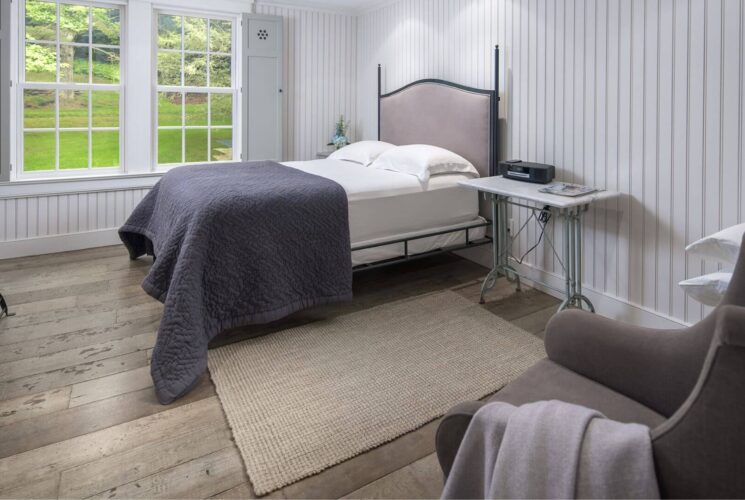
353, 46, 500, 273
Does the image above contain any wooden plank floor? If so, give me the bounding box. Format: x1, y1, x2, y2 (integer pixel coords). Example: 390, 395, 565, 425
0, 246, 559, 499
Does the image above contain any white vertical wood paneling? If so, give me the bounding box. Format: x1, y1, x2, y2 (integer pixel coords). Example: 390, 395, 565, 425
255, 3, 357, 161
358, 0, 745, 324
0, 188, 151, 244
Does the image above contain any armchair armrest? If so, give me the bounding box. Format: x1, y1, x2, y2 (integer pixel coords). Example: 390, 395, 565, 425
544, 310, 714, 417
435, 400, 487, 478
651, 305, 745, 498
716, 304, 745, 347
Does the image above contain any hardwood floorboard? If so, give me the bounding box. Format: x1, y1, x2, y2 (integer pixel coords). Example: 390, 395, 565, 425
0, 293, 157, 330
0, 332, 156, 382
511, 304, 559, 337
0, 473, 60, 499
59, 422, 234, 498
0, 246, 128, 273
70, 365, 153, 407
0, 247, 558, 499
9, 296, 78, 317
483, 287, 562, 321
0, 311, 118, 346
0, 316, 160, 364
0, 397, 224, 494
343, 453, 444, 499
75, 284, 155, 309
0, 375, 214, 459
0, 350, 148, 401
0, 387, 72, 427
90, 447, 247, 499
210, 481, 257, 499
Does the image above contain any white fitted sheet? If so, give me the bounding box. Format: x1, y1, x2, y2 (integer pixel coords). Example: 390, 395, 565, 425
282, 159, 486, 265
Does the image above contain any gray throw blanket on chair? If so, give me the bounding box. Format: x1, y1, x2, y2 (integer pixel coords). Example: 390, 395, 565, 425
442, 400, 660, 499
120, 162, 353, 405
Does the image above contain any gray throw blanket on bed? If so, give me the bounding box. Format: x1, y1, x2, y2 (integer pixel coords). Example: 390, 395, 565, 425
442, 401, 660, 499
119, 161, 353, 404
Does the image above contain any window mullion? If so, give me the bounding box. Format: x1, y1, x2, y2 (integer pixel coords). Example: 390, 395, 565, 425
88, 6, 93, 170
55, 1, 61, 172
206, 20, 211, 162
181, 16, 185, 164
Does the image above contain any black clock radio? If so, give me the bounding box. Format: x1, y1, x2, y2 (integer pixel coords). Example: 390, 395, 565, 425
498, 160, 556, 184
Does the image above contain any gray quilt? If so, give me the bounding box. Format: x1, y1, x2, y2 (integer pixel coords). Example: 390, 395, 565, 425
119, 161, 353, 404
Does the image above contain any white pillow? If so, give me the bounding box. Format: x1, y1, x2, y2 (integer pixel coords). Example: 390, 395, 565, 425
328, 141, 395, 167
679, 272, 732, 306
369, 144, 480, 183
686, 223, 745, 266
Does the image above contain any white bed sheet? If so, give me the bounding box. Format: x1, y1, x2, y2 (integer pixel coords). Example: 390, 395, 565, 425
282, 159, 487, 265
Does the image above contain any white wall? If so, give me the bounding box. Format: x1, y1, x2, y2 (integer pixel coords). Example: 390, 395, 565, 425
358, 0, 745, 326
255, 2, 358, 160
0, 1, 358, 258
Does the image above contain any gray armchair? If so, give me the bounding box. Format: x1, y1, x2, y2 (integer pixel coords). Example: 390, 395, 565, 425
437, 235, 745, 498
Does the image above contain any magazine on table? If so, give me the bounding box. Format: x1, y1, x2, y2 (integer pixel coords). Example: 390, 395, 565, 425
539, 182, 598, 197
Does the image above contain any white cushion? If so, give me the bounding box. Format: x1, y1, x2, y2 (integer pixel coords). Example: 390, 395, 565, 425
679, 272, 732, 307
369, 144, 480, 183
328, 141, 395, 167
686, 223, 745, 266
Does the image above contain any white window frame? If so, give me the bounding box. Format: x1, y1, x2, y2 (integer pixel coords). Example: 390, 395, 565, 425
16, 0, 126, 180
6, 0, 247, 186
152, 8, 239, 171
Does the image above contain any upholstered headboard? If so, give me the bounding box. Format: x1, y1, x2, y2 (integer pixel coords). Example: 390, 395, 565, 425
377, 48, 499, 179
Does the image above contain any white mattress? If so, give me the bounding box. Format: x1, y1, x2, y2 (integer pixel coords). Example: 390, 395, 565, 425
282, 159, 487, 265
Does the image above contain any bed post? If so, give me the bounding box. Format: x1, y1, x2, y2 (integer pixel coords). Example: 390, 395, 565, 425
492, 45, 500, 176
377, 64, 382, 141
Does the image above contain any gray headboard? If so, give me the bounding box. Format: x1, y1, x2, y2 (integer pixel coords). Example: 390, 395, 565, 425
377, 53, 499, 179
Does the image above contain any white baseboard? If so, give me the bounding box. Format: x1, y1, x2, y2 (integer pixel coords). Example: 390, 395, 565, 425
0, 228, 121, 260
458, 246, 688, 329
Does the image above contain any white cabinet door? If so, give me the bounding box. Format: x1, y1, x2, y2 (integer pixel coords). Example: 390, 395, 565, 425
242, 14, 283, 162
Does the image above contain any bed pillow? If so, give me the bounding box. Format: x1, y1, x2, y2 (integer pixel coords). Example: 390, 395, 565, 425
370, 144, 479, 183
679, 272, 732, 307
686, 223, 745, 266
328, 141, 395, 167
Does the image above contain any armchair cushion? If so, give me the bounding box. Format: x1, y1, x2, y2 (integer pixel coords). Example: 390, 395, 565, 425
490, 360, 665, 427
544, 310, 714, 417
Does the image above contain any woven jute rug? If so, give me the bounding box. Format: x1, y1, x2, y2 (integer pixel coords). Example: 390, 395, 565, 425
208, 290, 546, 495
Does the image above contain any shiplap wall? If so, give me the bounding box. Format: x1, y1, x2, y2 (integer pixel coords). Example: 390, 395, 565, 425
0, 189, 150, 241
255, 2, 358, 160
358, 0, 745, 325
0, 2, 357, 253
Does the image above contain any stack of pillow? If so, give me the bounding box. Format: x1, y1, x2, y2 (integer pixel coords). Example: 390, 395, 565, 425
681, 224, 745, 306
327, 141, 480, 182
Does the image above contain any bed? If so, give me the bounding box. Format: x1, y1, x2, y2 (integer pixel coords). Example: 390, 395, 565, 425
283, 159, 488, 266
120, 48, 501, 403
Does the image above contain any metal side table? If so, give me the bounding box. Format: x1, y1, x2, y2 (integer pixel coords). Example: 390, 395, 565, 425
459, 176, 620, 312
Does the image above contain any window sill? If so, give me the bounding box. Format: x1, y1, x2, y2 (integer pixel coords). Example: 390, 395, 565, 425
0, 172, 163, 199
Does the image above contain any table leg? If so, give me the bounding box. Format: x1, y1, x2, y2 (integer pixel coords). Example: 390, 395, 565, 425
574, 207, 595, 312
558, 207, 596, 313
480, 194, 501, 304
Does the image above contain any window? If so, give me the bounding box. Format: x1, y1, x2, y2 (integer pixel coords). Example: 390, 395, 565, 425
155, 12, 235, 167
20, 0, 123, 176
